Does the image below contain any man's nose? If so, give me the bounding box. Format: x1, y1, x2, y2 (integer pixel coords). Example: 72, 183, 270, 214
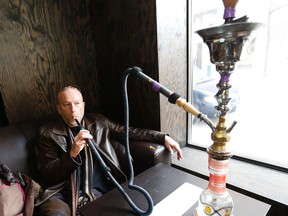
71, 103, 77, 112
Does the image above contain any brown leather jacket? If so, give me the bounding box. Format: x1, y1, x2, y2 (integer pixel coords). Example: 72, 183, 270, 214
34, 113, 166, 208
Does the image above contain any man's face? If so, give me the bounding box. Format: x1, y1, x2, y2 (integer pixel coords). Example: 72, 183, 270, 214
57, 87, 85, 127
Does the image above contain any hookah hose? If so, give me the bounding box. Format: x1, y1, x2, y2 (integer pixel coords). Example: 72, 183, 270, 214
74, 69, 154, 215
128, 66, 216, 131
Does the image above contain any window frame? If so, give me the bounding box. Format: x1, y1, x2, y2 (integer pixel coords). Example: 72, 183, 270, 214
186, 0, 288, 173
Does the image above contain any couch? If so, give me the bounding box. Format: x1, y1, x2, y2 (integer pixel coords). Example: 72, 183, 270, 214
0, 115, 171, 185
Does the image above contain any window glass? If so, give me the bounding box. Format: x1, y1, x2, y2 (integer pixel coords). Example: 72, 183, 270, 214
189, 0, 288, 169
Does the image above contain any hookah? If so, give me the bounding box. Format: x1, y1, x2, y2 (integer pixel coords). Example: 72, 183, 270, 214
74, 66, 216, 216
74, 1, 261, 215
193, 0, 262, 215
74, 65, 220, 216
75, 66, 213, 216
123, 0, 262, 215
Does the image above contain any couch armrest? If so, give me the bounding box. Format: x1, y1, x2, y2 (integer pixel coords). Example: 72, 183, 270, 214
129, 141, 171, 175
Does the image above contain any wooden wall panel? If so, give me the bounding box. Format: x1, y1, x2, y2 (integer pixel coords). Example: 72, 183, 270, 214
90, 0, 160, 130
157, 0, 187, 146
0, 0, 100, 124
0, 0, 186, 137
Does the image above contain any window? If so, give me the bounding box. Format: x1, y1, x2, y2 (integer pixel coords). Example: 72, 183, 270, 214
188, 0, 288, 170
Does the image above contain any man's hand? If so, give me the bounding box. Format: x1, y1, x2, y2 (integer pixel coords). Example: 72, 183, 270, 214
70, 129, 93, 157
164, 135, 183, 161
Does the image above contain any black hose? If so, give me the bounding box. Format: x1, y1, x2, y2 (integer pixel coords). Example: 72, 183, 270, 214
74, 67, 154, 215
121, 67, 154, 215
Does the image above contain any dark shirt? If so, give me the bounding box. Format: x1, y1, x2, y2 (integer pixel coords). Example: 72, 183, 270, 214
68, 126, 109, 195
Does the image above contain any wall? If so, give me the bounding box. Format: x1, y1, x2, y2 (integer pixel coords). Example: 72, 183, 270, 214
0, 0, 188, 140
90, 0, 161, 130
0, 0, 162, 129
89, 0, 188, 138
157, 0, 187, 146
0, 0, 100, 124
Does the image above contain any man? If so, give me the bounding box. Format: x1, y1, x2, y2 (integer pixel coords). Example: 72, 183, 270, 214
34, 85, 182, 216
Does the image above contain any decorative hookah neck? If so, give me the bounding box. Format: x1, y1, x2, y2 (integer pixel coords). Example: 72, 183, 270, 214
209, 69, 237, 158
208, 156, 230, 194
215, 72, 232, 117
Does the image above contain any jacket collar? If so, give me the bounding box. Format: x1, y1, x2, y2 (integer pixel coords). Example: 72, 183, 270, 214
52, 114, 97, 136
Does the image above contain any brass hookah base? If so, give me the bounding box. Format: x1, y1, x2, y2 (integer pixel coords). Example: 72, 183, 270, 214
194, 116, 234, 216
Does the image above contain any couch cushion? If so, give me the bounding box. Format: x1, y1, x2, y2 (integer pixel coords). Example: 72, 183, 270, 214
0, 125, 30, 177
0, 115, 52, 182
16, 115, 54, 181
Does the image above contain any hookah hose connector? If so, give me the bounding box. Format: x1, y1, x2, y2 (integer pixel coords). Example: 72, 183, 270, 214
198, 113, 216, 132
75, 118, 153, 216
130, 66, 216, 131
227, 119, 237, 133
175, 97, 216, 131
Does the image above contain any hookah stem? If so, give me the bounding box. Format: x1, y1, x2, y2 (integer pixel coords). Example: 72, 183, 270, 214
75, 118, 153, 215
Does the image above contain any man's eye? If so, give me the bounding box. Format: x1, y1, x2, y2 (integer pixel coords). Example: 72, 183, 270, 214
75, 102, 80, 106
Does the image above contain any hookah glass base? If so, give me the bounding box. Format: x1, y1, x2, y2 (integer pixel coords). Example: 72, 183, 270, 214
194, 156, 234, 216
194, 191, 234, 216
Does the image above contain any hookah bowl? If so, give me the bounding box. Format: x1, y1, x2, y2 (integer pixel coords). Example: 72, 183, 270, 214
193, 16, 262, 216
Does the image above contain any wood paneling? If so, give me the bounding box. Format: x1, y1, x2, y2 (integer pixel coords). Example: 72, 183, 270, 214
0, 0, 100, 124
157, 0, 187, 146
0, 0, 187, 139
90, 0, 160, 130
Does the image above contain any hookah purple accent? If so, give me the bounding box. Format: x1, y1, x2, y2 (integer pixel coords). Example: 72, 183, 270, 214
220, 73, 230, 83
224, 7, 236, 19
152, 82, 161, 92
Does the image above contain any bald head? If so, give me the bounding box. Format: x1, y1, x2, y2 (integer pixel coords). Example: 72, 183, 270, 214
57, 85, 82, 104
57, 85, 85, 127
